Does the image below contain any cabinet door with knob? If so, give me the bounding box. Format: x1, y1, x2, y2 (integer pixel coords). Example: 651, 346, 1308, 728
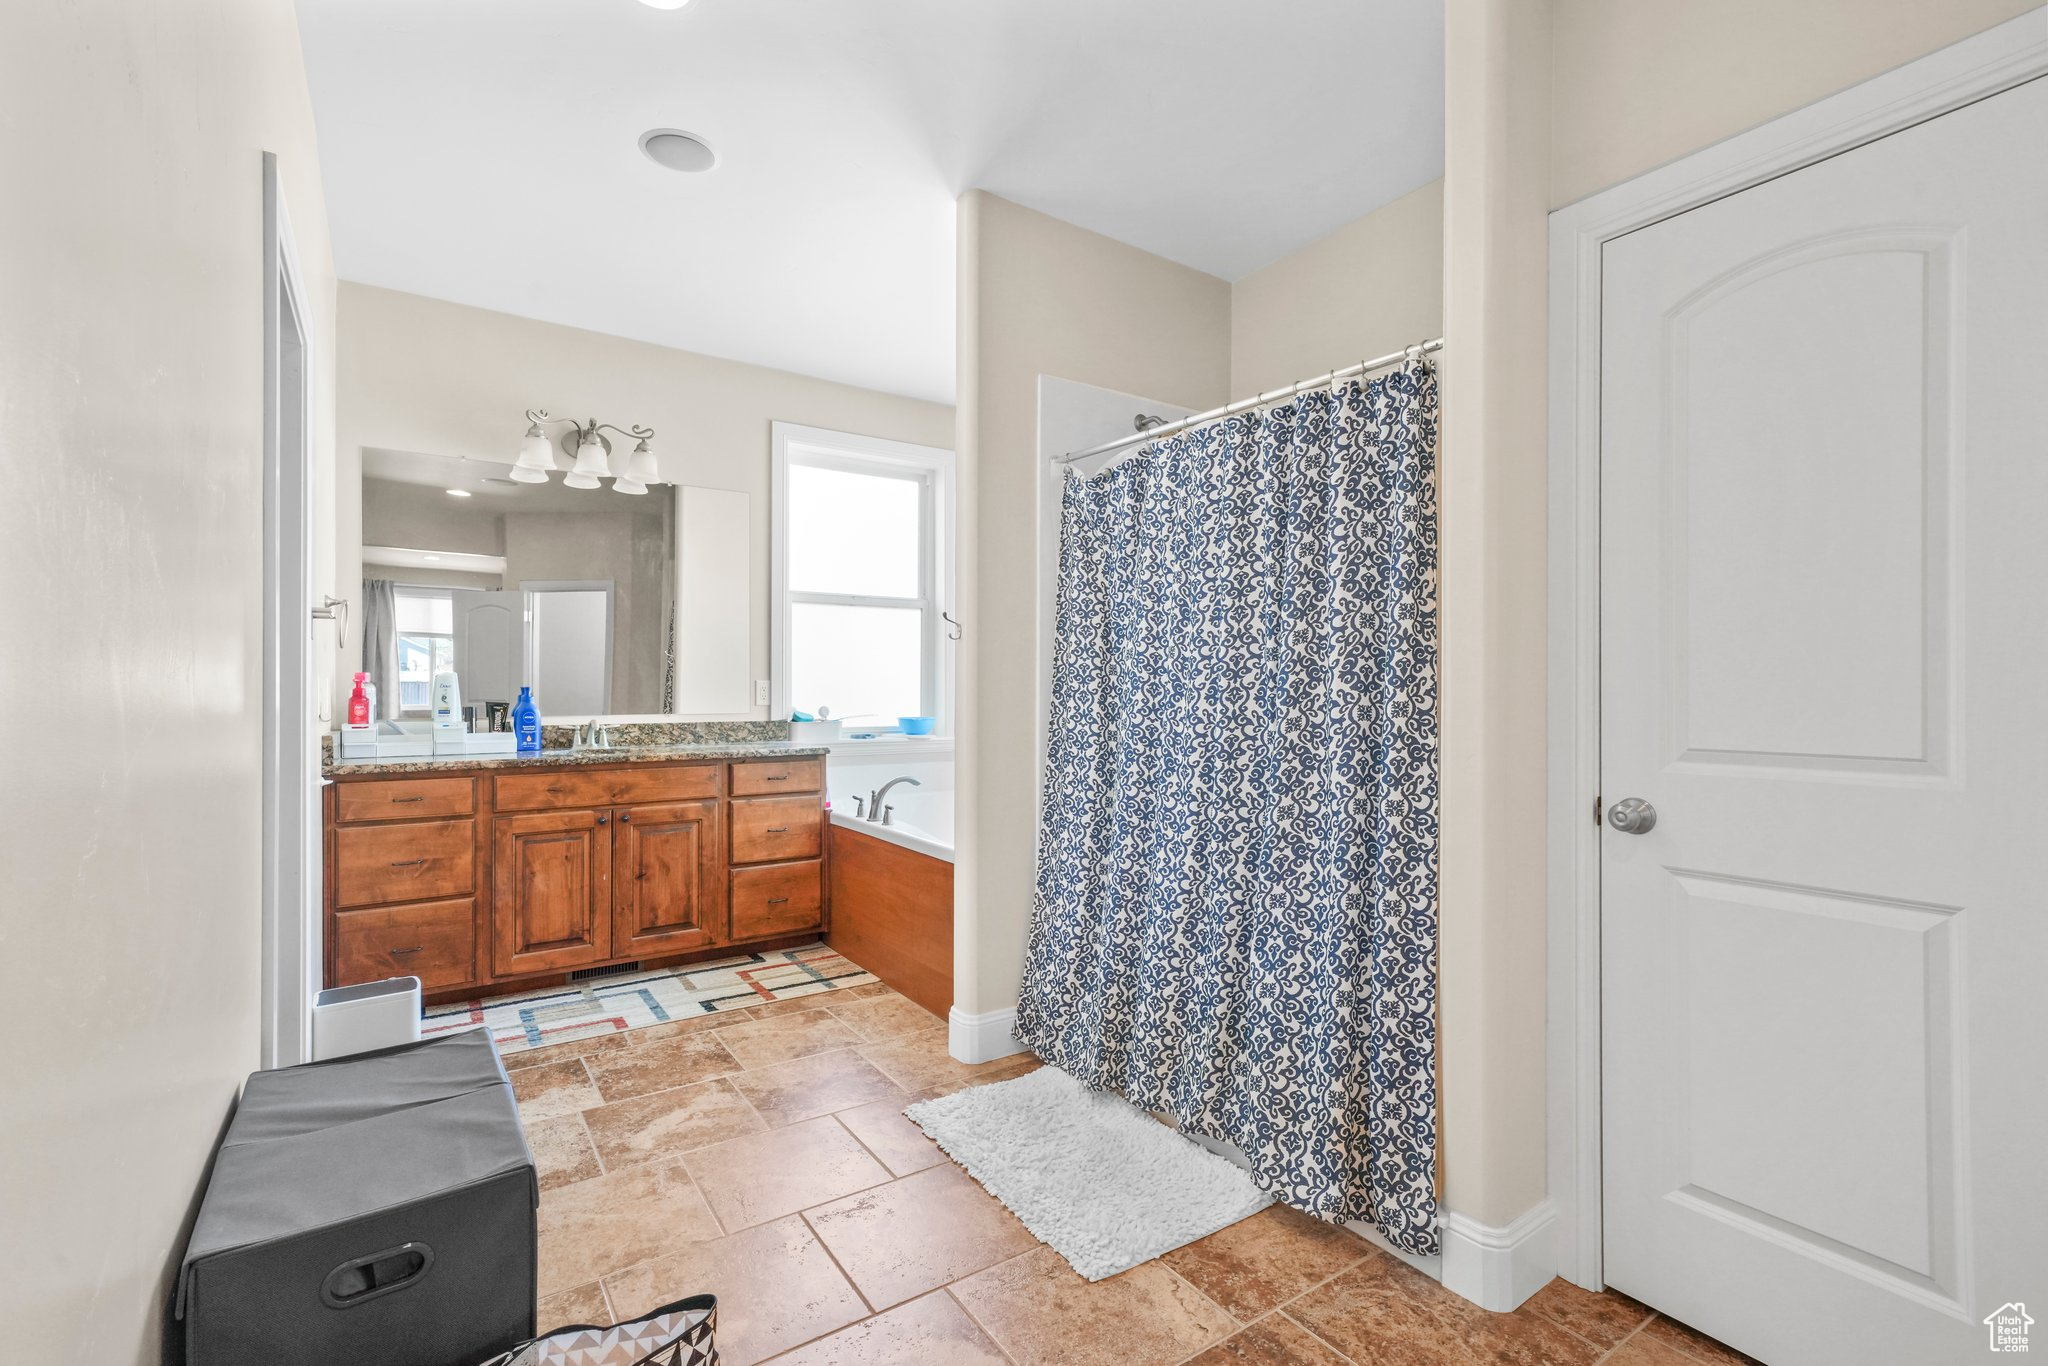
612, 800, 726, 957
492, 809, 613, 977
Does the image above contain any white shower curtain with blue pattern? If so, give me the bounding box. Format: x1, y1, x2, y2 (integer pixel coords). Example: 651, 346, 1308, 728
1016, 361, 1440, 1254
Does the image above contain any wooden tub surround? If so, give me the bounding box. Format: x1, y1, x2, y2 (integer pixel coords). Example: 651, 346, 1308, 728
826, 821, 953, 1019
323, 749, 829, 1002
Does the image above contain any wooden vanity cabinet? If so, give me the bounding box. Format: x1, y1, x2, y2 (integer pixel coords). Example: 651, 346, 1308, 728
325, 754, 825, 1001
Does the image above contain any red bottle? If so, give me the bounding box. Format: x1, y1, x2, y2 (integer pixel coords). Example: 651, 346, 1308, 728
348, 671, 371, 727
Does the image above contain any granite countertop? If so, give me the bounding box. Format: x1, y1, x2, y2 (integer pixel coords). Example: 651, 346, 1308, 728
324, 740, 829, 779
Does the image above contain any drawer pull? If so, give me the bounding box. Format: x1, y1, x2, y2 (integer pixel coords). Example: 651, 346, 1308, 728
389, 858, 427, 868
389, 946, 423, 956
766, 897, 789, 905
766, 826, 789, 834
390, 795, 424, 804
763, 775, 789, 782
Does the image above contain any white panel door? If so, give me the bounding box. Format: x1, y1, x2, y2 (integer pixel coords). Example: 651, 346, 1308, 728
1600, 79, 2047, 1366
450, 589, 524, 706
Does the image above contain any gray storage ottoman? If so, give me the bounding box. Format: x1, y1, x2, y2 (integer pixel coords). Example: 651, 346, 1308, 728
177, 1029, 537, 1366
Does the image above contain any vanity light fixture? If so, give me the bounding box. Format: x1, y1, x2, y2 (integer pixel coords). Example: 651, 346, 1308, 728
513, 410, 662, 493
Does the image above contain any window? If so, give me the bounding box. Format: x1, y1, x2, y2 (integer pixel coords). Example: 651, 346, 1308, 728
772, 423, 953, 733
393, 585, 454, 713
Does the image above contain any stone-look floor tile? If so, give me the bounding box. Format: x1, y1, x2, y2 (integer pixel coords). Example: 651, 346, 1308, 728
743, 991, 858, 1021
583, 1030, 743, 1103
510, 1058, 603, 1122
804, 1163, 1041, 1310
728, 1050, 908, 1127
604, 1214, 866, 1366
1161, 1203, 1372, 1321
536, 1280, 612, 1330
826, 995, 945, 1043
714, 1009, 866, 1068
581, 1076, 766, 1170
1288, 1256, 1600, 1366
834, 1098, 947, 1177
833, 981, 898, 1001
684, 1115, 892, 1232
1283, 1255, 1485, 1366
949, 1246, 1235, 1366
1523, 1277, 1653, 1349
523, 1112, 603, 1191
862, 1033, 1040, 1095
1638, 1315, 1764, 1366
1603, 1331, 1717, 1366
1182, 1313, 1351, 1365
762, 1290, 1007, 1366
535, 1158, 721, 1298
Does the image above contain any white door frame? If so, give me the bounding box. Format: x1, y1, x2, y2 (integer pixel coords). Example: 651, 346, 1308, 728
1544, 12, 2048, 1290
261, 152, 321, 1069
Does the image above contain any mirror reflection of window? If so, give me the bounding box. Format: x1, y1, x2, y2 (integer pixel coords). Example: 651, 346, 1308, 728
393, 585, 454, 714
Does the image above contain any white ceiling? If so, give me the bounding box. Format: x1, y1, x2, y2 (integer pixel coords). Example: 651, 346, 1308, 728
296, 0, 1443, 404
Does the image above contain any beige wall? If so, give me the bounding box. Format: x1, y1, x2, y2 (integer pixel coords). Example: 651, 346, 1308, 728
0, 1, 337, 1360
953, 191, 1231, 1014
502, 511, 671, 715
335, 284, 953, 718
361, 477, 507, 556
1229, 179, 1445, 396
1436, 0, 1554, 1232
1549, 0, 2041, 206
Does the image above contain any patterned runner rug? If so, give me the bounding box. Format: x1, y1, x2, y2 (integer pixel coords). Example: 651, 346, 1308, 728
422, 942, 876, 1057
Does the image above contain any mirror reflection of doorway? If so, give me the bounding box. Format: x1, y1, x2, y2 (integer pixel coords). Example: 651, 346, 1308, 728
525, 582, 613, 715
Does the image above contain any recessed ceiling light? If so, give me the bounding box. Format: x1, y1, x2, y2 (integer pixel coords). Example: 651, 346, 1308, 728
640, 128, 717, 174
638, 0, 691, 8
424, 555, 442, 562
445, 488, 472, 497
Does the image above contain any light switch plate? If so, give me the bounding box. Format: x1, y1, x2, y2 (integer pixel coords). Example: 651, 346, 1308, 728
754, 679, 771, 706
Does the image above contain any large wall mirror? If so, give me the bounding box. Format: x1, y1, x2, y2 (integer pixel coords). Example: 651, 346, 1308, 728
359, 448, 750, 722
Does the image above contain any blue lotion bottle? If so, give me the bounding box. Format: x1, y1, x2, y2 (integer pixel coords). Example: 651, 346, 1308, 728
512, 686, 542, 754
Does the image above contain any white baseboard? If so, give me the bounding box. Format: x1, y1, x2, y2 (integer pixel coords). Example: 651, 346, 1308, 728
1440, 1200, 1557, 1312
948, 1006, 1029, 1064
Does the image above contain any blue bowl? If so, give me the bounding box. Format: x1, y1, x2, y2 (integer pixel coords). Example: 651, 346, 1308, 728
898, 716, 936, 736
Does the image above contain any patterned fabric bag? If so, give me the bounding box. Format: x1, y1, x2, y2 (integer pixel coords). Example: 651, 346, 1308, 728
478, 1293, 717, 1366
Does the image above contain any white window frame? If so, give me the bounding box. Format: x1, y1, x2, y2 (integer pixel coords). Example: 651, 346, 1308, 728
771, 422, 954, 735
392, 583, 457, 715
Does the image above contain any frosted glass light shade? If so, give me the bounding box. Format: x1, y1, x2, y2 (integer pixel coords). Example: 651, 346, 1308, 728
611, 477, 648, 496
624, 441, 660, 484
570, 435, 612, 478
563, 470, 602, 490
509, 464, 550, 484
514, 432, 554, 470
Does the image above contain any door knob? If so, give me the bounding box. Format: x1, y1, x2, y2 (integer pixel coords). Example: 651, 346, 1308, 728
1607, 797, 1657, 834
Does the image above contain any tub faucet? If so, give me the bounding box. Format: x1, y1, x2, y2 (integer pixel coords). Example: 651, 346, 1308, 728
867, 775, 921, 823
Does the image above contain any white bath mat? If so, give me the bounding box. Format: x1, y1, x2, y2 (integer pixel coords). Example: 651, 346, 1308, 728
905, 1064, 1272, 1280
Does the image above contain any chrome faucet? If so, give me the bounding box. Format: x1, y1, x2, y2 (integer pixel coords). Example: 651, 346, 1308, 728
867, 775, 921, 825
572, 720, 613, 750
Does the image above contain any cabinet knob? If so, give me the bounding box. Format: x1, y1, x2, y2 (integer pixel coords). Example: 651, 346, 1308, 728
596, 815, 609, 825
620, 812, 632, 823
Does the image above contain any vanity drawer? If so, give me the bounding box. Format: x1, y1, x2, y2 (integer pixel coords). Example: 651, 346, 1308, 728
731, 861, 824, 939
332, 898, 476, 992
335, 818, 475, 908
494, 764, 719, 812
730, 797, 823, 864
335, 775, 474, 823
730, 758, 824, 797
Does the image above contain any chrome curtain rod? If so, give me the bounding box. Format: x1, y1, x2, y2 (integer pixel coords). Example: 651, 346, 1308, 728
1054, 336, 1445, 467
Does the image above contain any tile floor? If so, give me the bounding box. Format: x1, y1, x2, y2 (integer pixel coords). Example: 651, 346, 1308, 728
505, 976, 1755, 1366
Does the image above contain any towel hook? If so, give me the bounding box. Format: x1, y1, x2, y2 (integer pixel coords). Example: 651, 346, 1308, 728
942, 612, 963, 641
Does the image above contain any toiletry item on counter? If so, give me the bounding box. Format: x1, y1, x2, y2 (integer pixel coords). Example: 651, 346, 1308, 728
512, 686, 542, 754
431, 671, 464, 732
346, 672, 372, 733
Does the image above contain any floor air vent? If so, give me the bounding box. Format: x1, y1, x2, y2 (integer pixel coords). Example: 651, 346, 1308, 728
570, 962, 643, 982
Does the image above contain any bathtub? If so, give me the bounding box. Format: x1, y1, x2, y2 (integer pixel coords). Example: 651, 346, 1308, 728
825, 752, 953, 1017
